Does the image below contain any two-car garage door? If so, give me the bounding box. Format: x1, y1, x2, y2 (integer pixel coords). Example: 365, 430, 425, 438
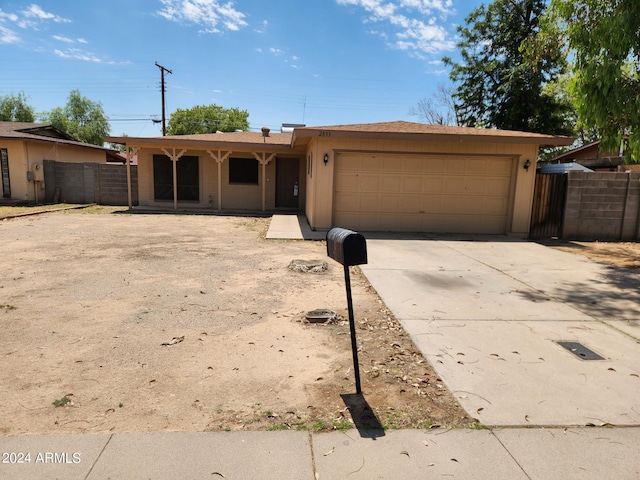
333, 153, 514, 234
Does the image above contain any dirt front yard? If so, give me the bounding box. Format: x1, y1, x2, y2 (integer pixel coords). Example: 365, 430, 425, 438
540, 239, 640, 269
0, 208, 469, 435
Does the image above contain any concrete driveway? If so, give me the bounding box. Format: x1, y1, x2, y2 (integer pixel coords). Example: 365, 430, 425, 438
359, 234, 640, 427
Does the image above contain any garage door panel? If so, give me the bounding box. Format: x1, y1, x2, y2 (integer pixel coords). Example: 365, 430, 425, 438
360, 175, 381, 192
382, 176, 402, 192
403, 177, 423, 193
334, 193, 361, 211
424, 177, 444, 193
467, 178, 492, 195
484, 196, 509, 212
490, 159, 513, 175
423, 196, 444, 213
334, 153, 513, 233
468, 160, 490, 174
335, 173, 360, 191
403, 157, 424, 173
380, 195, 401, 213
447, 159, 467, 174
339, 157, 362, 172
359, 194, 381, 211
400, 195, 424, 212
444, 178, 468, 194
486, 178, 511, 195
425, 158, 446, 174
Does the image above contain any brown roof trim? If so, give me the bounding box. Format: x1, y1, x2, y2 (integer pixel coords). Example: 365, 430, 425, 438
105, 131, 296, 152
292, 121, 575, 147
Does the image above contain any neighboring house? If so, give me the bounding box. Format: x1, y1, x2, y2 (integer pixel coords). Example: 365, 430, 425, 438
106, 121, 573, 237
546, 140, 624, 171
0, 122, 114, 203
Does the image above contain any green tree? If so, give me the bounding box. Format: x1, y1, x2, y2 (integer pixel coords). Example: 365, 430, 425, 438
42, 89, 110, 146
166, 104, 249, 135
444, 0, 573, 135
548, 0, 640, 160
0, 91, 36, 122
109, 133, 129, 152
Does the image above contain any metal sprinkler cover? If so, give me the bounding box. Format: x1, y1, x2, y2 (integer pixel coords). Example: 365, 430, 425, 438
305, 309, 339, 323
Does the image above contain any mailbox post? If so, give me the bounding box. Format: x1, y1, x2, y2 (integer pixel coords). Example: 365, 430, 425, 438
326, 227, 368, 394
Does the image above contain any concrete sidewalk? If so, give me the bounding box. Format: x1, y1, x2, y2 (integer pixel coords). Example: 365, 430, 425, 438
1, 428, 639, 479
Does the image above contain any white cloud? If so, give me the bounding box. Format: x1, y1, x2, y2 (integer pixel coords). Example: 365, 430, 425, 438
54, 48, 102, 63
336, 0, 455, 56
19, 4, 71, 27
1, 4, 70, 35
0, 9, 19, 23
157, 0, 247, 33
53, 34, 74, 43
54, 47, 124, 65
0, 9, 19, 43
53, 34, 88, 44
0, 24, 20, 44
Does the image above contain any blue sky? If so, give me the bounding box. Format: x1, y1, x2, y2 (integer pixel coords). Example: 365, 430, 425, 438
0, 0, 484, 136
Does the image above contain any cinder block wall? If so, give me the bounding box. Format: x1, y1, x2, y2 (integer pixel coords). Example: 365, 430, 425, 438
563, 171, 640, 240
97, 163, 138, 205
43, 160, 138, 206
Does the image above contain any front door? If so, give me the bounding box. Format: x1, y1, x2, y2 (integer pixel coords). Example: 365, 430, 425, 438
276, 157, 299, 208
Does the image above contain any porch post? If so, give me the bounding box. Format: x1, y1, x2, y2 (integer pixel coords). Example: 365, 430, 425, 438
207, 149, 231, 212
125, 146, 137, 210
126, 146, 132, 209
253, 152, 276, 212
162, 148, 187, 210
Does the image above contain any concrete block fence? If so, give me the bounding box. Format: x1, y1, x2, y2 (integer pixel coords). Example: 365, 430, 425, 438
563, 171, 640, 240
44, 160, 138, 206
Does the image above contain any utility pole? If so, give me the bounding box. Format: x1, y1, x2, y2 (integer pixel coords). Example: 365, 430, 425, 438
155, 62, 172, 136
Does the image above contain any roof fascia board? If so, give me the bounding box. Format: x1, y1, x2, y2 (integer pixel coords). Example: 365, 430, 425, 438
292, 129, 574, 147
3, 135, 108, 152
105, 137, 296, 152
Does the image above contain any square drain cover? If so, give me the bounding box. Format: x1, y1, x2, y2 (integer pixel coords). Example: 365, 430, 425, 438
556, 341, 605, 360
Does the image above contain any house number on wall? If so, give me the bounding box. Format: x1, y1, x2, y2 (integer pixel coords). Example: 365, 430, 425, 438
318, 131, 331, 137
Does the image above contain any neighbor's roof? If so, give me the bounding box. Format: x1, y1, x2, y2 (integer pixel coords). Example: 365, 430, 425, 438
0, 121, 111, 151
539, 162, 594, 173
293, 121, 575, 147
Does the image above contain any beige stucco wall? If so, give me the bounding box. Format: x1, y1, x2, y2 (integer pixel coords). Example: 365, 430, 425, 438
304, 136, 539, 236
1, 139, 105, 202
136, 148, 298, 211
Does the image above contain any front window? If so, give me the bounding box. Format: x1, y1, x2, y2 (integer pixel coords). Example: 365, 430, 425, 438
229, 157, 259, 185
153, 154, 199, 201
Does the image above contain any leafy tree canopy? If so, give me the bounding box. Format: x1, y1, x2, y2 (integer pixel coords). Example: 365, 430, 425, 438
167, 104, 249, 135
444, 0, 573, 136
0, 91, 35, 122
546, 0, 640, 160
42, 89, 110, 146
